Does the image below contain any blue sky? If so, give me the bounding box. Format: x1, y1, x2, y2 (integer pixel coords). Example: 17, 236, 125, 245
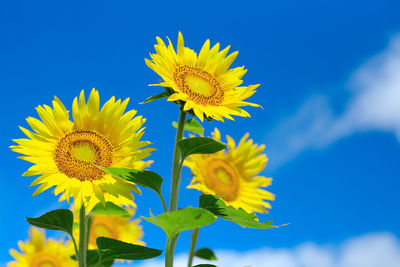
1, 0, 400, 266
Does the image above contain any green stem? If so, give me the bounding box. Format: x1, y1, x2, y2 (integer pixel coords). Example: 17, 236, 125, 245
165, 110, 187, 267
169, 110, 187, 212
187, 228, 200, 267
79, 205, 87, 267
168, 235, 179, 267
165, 237, 173, 267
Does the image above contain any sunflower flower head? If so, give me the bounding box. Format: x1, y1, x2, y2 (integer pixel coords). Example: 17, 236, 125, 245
11, 89, 155, 208
8, 227, 75, 267
87, 211, 144, 264
72, 201, 145, 253
185, 128, 275, 213
145, 32, 261, 122
88, 212, 145, 249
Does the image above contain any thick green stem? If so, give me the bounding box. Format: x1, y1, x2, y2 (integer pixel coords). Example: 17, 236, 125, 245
79, 205, 87, 267
169, 110, 187, 212
165, 110, 187, 267
187, 228, 200, 267
167, 235, 179, 267
165, 238, 173, 267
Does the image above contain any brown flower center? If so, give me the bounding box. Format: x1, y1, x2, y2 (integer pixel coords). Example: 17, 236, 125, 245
173, 65, 224, 106
31, 253, 62, 267
54, 130, 113, 181
204, 158, 239, 201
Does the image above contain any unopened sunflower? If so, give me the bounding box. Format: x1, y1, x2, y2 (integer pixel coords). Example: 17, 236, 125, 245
145, 32, 261, 121
11, 89, 154, 208
8, 227, 75, 267
185, 128, 275, 213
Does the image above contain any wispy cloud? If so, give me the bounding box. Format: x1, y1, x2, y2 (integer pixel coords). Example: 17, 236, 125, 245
265, 34, 400, 168
327, 34, 400, 142
127, 232, 400, 267
265, 94, 335, 167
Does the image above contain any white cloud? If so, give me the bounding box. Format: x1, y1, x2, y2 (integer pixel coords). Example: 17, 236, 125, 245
338, 233, 400, 267
265, 34, 400, 168
328, 34, 400, 142
124, 232, 400, 267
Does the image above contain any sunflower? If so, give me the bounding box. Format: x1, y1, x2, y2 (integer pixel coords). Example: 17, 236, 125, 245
185, 128, 275, 213
8, 227, 75, 267
71, 200, 144, 249
11, 89, 154, 208
86, 211, 144, 264
88, 212, 145, 249
145, 32, 261, 121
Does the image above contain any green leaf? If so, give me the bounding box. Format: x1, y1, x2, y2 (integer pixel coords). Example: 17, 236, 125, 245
142, 207, 216, 239
90, 201, 130, 217
99, 167, 163, 196
193, 265, 217, 267
96, 237, 163, 261
177, 137, 227, 160
199, 195, 278, 229
195, 248, 217, 260
26, 209, 73, 235
172, 118, 204, 134
141, 88, 173, 104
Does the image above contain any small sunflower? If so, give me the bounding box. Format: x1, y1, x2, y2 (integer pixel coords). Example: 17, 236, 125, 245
8, 227, 75, 267
71, 200, 144, 249
145, 32, 261, 122
185, 128, 275, 213
11, 89, 154, 208
88, 212, 145, 249
86, 211, 144, 264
